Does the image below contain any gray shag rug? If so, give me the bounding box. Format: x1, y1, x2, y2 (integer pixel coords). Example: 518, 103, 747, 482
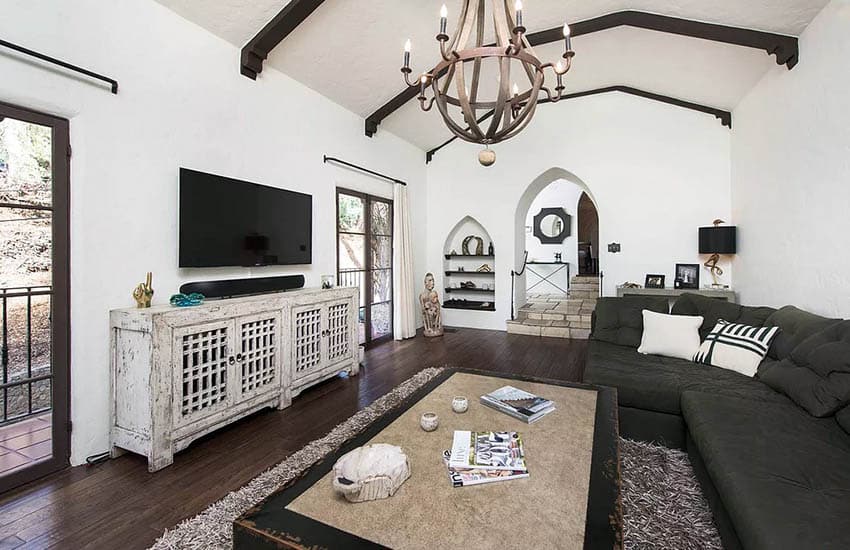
150, 368, 722, 550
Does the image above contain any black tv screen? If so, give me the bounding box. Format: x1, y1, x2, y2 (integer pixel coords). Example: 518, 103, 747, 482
179, 168, 312, 267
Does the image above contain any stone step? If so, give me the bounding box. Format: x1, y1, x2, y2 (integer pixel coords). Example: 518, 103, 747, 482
570, 286, 598, 293
507, 319, 590, 340
569, 291, 598, 300
571, 275, 599, 283
506, 320, 591, 340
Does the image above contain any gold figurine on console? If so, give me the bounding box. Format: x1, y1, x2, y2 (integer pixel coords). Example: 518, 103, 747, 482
132, 272, 154, 308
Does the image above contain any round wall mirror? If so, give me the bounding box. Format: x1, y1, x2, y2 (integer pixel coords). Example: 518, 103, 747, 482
532, 207, 571, 244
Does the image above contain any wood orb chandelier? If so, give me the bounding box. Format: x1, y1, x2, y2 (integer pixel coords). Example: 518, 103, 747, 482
401, 1, 575, 165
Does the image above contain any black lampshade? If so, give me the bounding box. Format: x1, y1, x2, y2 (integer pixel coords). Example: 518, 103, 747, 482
699, 226, 737, 254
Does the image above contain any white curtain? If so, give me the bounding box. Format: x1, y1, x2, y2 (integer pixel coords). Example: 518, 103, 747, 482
393, 183, 417, 340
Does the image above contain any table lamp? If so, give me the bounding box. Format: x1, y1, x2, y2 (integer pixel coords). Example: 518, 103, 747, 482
699, 219, 737, 287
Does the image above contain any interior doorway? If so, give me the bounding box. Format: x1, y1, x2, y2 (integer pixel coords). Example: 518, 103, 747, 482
577, 192, 599, 275
0, 101, 70, 493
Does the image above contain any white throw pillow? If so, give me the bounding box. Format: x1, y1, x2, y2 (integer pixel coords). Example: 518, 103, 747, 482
693, 320, 780, 377
638, 310, 704, 361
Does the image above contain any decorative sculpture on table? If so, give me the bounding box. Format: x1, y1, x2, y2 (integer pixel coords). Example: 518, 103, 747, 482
462, 235, 484, 256
419, 273, 443, 337
169, 293, 204, 307
332, 444, 411, 503
132, 272, 154, 308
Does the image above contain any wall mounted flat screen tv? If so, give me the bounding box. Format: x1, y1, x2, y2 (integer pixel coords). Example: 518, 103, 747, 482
179, 168, 312, 267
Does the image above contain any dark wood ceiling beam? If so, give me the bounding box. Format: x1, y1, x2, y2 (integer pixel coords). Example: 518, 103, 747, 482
365, 10, 797, 137
241, 0, 327, 80
424, 86, 733, 163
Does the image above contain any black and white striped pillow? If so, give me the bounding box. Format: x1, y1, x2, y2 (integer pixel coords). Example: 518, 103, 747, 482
693, 320, 780, 377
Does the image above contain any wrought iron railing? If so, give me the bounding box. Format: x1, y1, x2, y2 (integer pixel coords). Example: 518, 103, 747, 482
0, 285, 53, 425
338, 270, 363, 296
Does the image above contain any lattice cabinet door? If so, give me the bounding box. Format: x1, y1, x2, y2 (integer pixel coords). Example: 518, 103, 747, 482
325, 299, 353, 367
171, 320, 236, 429
291, 304, 324, 383
235, 312, 281, 401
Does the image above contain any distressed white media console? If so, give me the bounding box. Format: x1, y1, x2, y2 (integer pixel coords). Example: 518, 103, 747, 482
109, 287, 359, 472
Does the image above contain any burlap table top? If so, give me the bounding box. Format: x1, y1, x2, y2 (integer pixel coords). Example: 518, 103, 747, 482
286, 372, 598, 549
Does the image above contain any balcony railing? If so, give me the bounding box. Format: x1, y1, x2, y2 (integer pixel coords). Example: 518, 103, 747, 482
1, 285, 53, 425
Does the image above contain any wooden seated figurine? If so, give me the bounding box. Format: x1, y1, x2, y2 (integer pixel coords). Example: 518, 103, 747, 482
419, 273, 443, 337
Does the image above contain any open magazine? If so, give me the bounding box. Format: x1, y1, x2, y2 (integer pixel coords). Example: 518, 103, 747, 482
448, 430, 528, 471
442, 450, 529, 487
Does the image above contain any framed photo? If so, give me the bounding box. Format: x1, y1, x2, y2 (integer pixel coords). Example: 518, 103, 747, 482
645, 274, 666, 289
674, 264, 700, 289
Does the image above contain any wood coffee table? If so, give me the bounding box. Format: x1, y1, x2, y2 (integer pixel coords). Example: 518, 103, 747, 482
234, 369, 621, 549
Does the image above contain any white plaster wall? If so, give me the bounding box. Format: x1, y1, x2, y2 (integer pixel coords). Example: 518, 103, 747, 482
0, 0, 426, 464
524, 180, 584, 292
731, 0, 850, 317
426, 93, 732, 330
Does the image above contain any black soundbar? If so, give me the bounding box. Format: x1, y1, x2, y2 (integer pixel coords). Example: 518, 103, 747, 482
179, 275, 305, 299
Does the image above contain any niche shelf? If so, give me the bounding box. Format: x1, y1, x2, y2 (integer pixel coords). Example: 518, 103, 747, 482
443, 299, 496, 312
442, 216, 496, 311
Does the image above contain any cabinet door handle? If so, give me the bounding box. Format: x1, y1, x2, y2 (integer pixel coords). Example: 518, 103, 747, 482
236, 353, 244, 363
228, 355, 236, 365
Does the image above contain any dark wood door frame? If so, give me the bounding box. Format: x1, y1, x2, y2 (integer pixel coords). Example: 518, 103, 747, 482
0, 101, 71, 494
336, 188, 394, 348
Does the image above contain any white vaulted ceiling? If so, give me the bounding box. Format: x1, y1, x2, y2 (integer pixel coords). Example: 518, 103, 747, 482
154, 0, 829, 149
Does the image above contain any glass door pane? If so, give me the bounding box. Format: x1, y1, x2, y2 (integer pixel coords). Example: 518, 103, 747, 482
337, 190, 393, 346
0, 105, 69, 491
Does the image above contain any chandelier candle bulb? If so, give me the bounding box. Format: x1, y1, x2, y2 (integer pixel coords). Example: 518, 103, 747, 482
563, 24, 572, 52
515, 0, 523, 28
440, 5, 448, 35
403, 39, 411, 69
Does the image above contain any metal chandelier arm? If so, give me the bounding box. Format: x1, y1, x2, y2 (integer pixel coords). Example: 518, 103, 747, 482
400, 0, 577, 161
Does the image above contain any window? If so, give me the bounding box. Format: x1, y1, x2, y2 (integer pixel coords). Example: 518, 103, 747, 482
337, 189, 393, 346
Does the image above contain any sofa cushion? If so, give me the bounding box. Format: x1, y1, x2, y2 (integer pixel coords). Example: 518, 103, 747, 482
671, 293, 775, 340
585, 340, 787, 415
762, 305, 839, 360
638, 310, 703, 360
591, 296, 669, 348
682, 391, 850, 550
693, 320, 780, 377
759, 320, 850, 417
838, 406, 850, 435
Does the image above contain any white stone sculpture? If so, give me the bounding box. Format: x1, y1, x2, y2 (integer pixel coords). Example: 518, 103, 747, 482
332, 444, 411, 503
419, 272, 443, 337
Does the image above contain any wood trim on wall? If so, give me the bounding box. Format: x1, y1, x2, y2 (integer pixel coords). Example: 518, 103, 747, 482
425, 85, 733, 163
240, 0, 327, 80
365, 10, 797, 137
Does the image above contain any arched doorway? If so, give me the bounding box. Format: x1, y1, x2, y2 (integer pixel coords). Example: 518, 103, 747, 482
577, 192, 599, 275
509, 168, 600, 339
513, 168, 599, 311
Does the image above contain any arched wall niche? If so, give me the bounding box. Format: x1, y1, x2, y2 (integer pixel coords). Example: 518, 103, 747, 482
442, 215, 497, 313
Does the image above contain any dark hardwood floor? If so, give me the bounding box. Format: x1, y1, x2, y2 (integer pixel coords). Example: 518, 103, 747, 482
0, 328, 587, 549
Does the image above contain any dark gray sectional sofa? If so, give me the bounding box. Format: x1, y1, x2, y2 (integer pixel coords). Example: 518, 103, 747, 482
584, 293, 850, 550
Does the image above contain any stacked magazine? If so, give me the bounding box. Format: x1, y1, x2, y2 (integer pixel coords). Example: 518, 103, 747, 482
443, 430, 529, 488
480, 385, 555, 423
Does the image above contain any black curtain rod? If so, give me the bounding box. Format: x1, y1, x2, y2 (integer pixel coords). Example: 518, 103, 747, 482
323, 155, 406, 186
0, 38, 119, 94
